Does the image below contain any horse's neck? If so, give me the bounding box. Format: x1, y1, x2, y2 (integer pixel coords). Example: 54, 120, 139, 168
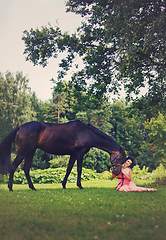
92, 134, 119, 153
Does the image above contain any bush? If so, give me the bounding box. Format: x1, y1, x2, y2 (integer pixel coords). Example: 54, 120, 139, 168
83, 148, 110, 173
49, 149, 111, 172
0, 174, 4, 183
100, 171, 113, 180
4, 164, 166, 185
13, 167, 101, 184
49, 155, 72, 168
31, 149, 52, 170
132, 165, 152, 180
151, 163, 166, 182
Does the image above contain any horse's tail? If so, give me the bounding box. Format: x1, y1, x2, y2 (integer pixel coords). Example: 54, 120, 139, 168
0, 127, 19, 175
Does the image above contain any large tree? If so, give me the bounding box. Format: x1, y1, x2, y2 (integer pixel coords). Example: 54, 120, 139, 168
0, 71, 36, 140
22, 0, 166, 115
44, 80, 77, 123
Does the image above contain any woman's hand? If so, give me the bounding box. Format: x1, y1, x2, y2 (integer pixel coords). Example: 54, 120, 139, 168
121, 168, 132, 181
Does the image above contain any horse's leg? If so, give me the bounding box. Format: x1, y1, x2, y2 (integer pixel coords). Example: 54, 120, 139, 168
62, 155, 76, 189
8, 154, 24, 192
23, 151, 36, 191
77, 155, 84, 189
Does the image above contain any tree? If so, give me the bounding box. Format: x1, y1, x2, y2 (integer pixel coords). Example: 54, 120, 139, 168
22, 0, 166, 115
0, 71, 36, 141
50, 80, 78, 122
31, 92, 51, 122
108, 100, 148, 159
44, 79, 110, 125
136, 141, 156, 171
144, 112, 166, 167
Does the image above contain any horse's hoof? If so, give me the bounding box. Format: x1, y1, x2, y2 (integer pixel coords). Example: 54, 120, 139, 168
8, 187, 13, 192
62, 181, 66, 189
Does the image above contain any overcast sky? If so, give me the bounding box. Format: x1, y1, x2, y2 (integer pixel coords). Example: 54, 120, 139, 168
0, 0, 82, 100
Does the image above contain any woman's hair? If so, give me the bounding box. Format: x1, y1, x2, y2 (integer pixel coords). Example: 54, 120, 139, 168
125, 156, 136, 169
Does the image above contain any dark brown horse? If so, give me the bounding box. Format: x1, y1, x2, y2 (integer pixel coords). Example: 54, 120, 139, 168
0, 120, 126, 191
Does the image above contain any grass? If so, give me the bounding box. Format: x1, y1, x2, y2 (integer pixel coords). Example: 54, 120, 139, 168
0, 180, 166, 240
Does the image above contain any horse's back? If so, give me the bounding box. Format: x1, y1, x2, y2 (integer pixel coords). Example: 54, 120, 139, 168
16, 120, 90, 155
37, 120, 90, 154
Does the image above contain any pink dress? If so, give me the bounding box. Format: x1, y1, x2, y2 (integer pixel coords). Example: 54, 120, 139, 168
115, 168, 157, 192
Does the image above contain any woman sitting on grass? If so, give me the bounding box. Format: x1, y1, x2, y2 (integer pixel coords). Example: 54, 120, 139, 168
110, 156, 157, 192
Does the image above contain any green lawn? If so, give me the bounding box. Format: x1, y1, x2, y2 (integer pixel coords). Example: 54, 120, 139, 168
0, 180, 165, 240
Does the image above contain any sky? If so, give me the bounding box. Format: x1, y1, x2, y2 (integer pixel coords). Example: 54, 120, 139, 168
0, 0, 82, 101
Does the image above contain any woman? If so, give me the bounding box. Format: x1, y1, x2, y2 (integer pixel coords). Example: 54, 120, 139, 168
110, 156, 157, 192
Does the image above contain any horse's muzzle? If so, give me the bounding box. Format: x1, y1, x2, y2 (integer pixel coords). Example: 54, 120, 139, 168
112, 166, 121, 176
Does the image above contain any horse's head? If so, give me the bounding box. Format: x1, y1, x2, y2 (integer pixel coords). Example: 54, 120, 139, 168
110, 147, 126, 176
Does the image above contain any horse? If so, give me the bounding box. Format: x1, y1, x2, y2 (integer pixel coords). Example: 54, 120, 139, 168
0, 120, 126, 191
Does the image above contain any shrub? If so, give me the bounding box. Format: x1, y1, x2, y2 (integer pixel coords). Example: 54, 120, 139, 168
83, 148, 110, 173
132, 165, 152, 180
4, 164, 166, 185
13, 167, 101, 184
0, 174, 3, 183
100, 171, 113, 180
49, 149, 111, 172
151, 163, 166, 182
31, 149, 52, 170
49, 155, 72, 168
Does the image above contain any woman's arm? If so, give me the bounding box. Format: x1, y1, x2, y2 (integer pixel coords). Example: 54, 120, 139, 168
121, 168, 132, 181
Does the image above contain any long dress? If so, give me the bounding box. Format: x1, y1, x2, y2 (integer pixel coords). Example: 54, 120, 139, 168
115, 168, 157, 192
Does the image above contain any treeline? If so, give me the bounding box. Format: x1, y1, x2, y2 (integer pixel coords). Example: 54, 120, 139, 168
0, 71, 166, 172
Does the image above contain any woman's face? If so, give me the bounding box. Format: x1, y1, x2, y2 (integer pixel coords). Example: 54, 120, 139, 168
124, 159, 132, 167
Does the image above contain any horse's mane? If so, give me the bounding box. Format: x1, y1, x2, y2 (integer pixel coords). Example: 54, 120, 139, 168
87, 123, 116, 143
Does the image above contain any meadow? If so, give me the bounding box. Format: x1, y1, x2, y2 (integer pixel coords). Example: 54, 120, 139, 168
0, 179, 166, 240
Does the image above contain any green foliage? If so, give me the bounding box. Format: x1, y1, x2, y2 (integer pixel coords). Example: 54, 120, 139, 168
144, 112, 166, 166
49, 155, 71, 168
83, 148, 110, 173
136, 141, 157, 172
151, 163, 166, 182
46, 80, 78, 123
0, 71, 36, 141
0, 174, 3, 183
13, 167, 101, 184
108, 100, 146, 158
11, 163, 166, 185
22, 0, 166, 114
22, 25, 60, 67
30, 92, 51, 122
132, 165, 152, 180
32, 149, 52, 170
100, 171, 113, 180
